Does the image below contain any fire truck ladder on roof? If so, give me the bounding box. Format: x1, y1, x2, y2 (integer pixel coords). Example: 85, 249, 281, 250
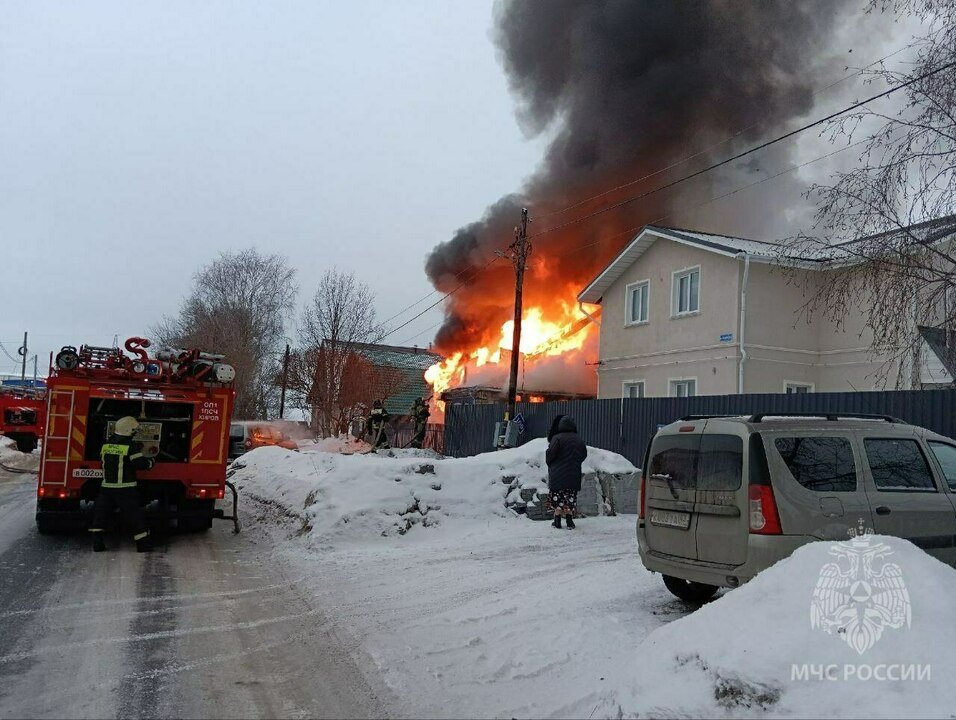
45, 388, 76, 486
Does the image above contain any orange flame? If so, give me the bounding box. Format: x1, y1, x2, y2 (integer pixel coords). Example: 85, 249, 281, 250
424, 301, 599, 410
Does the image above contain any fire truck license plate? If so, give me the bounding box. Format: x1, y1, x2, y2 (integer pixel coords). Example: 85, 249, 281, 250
72, 469, 104, 478
649, 509, 691, 530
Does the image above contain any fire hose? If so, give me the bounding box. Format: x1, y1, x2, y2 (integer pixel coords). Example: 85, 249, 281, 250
0, 459, 37, 474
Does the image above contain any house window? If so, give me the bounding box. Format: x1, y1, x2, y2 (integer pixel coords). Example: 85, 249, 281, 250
622, 380, 645, 399
784, 382, 814, 394
625, 281, 650, 325
672, 267, 700, 316
669, 378, 697, 397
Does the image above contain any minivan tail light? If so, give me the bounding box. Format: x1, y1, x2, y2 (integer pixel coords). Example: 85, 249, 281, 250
639, 473, 646, 519
748, 484, 782, 534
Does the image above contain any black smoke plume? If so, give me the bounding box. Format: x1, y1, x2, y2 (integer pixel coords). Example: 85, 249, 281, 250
426, 0, 854, 354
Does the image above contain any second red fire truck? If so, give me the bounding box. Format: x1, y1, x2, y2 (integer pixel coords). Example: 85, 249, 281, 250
0, 386, 45, 453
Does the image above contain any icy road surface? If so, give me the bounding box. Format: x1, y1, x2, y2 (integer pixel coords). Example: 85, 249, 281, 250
0, 457, 389, 719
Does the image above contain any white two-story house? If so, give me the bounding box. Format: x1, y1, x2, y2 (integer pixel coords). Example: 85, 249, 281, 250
576, 222, 956, 399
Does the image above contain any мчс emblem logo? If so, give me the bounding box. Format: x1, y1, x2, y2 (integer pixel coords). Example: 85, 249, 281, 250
810, 525, 911, 655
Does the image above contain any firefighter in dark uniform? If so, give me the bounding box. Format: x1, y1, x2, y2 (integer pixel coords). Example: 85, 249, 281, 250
410, 396, 430, 449
367, 399, 390, 450
90, 416, 154, 553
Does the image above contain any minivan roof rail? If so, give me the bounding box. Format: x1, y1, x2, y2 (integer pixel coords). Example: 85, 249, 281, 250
748, 412, 905, 423
677, 414, 742, 421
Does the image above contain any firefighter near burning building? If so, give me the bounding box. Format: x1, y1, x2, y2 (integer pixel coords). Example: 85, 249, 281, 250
367, 399, 390, 450
35, 337, 241, 537
90, 416, 154, 552
409, 396, 429, 449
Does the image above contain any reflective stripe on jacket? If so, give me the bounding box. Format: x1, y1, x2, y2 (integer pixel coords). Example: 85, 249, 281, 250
100, 435, 149, 489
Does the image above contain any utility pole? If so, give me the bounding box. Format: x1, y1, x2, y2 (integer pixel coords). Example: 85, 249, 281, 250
18, 332, 27, 386
279, 343, 291, 419
501, 208, 530, 419
32, 355, 38, 387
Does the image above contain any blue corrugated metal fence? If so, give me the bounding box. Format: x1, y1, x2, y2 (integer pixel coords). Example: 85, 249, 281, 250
443, 390, 956, 466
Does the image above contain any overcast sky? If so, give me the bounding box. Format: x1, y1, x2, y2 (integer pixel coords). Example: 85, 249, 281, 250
0, 1, 548, 376
0, 2, 919, 379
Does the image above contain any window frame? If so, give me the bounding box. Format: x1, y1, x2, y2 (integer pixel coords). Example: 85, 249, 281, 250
624, 279, 651, 326
771, 434, 859, 493
926, 440, 956, 491
668, 377, 697, 398
863, 436, 941, 493
671, 265, 701, 317
783, 381, 815, 394
622, 380, 646, 399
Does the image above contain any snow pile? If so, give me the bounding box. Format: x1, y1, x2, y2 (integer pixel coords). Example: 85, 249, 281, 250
601, 536, 956, 718
231, 438, 635, 542
0, 436, 17, 460
298, 435, 371, 454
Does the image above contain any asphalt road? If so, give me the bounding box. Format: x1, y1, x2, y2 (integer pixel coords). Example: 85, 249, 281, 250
0, 454, 389, 719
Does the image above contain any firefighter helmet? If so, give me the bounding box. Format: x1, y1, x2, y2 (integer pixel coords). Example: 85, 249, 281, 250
114, 416, 140, 437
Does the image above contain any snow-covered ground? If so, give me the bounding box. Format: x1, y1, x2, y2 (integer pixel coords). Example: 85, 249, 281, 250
604, 536, 956, 719
234, 444, 956, 719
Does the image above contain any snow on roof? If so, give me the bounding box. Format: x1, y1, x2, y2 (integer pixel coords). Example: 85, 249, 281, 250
345, 341, 443, 371
577, 217, 956, 304
577, 224, 794, 303
320, 340, 443, 414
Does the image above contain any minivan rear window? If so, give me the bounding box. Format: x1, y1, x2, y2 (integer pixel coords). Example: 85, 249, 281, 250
698, 435, 743, 491
773, 437, 856, 492
649, 435, 698, 491
648, 434, 742, 492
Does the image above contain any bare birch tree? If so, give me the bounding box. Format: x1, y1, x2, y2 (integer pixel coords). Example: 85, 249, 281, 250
789, 0, 956, 387
292, 269, 383, 434
154, 249, 297, 418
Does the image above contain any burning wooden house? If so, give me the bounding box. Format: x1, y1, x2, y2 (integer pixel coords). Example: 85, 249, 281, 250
440, 384, 595, 406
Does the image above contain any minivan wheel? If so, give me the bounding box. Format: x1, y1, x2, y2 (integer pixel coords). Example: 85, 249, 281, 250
662, 575, 719, 604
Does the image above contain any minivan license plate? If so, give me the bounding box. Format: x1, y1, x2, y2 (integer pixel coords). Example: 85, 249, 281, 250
650, 509, 691, 530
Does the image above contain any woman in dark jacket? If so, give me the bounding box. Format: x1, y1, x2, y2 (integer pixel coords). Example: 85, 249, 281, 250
547, 414, 566, 442
545, 415, 588, 529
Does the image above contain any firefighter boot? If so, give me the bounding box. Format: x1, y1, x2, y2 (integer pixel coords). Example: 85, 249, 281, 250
135, 534, 153, 553
92, 534, 106, 552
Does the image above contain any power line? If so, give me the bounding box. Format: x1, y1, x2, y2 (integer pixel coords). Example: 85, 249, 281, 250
370, 43, 917, 342
377, 256, 502, 342
385, 136, 871, 350
522, 138, 871, 354
377, 51, 947, 350
0, 342, 20, 365
528, 58, 956, 242
533, 41, 914, 222
400, 318, 445, 346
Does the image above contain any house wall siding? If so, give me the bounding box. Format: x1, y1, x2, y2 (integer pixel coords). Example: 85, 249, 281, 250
597, 240, 741, 397
593, 235, 915, 398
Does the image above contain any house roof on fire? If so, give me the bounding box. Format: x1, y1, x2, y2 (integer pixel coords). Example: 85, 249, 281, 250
329, 340, 442, 415
577, 217, 956, 304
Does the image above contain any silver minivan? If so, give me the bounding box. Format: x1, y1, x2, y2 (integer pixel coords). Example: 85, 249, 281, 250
637, 413, 956, 603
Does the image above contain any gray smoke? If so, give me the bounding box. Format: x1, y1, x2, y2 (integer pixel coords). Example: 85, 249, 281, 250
426, 0, 861, 354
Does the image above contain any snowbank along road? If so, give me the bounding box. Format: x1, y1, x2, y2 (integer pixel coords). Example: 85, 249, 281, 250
0, 450, 390, 720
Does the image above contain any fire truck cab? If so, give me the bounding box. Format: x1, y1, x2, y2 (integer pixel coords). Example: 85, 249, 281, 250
36, 338, 237, 535
0, 386, 45, 453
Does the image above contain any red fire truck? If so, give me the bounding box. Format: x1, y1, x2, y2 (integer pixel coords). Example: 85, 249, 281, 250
0, 386, 45, 453
36, 337, 239, 535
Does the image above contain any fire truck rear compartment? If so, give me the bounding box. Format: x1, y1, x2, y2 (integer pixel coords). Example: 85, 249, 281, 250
36, 399, 218, 534
85, 398, 192, 463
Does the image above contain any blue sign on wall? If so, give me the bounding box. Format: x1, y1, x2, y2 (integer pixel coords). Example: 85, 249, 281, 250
719, 333, 734, 343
